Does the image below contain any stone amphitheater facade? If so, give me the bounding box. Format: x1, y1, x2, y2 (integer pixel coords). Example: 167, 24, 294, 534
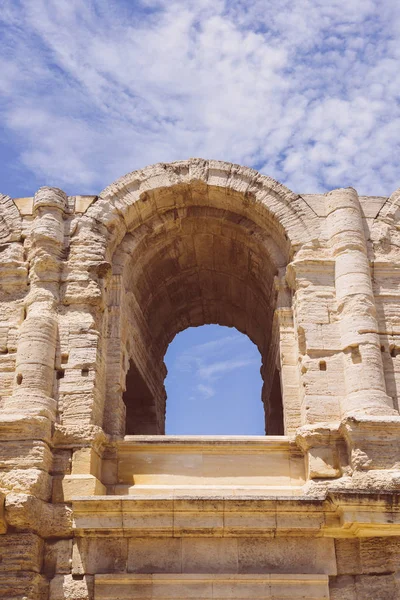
1, 158, 400, 599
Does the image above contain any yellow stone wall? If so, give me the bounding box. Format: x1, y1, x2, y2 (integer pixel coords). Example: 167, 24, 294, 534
1, 159, 400, 599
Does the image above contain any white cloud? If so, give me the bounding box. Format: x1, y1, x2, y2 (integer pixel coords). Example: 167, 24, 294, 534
198, 359, 258, 381
178, 334, 244, 359
0, 0, 399, 195
197, 383, 215, 399
171, 329, 260, 401
174, 333, 246, 372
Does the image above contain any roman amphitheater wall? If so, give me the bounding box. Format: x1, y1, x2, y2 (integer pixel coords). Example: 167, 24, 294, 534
1, 159, 400, 598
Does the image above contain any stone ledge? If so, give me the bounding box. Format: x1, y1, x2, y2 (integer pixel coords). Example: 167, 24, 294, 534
53, 475, 106, 503
94, 573, 329, 599
72, 495, 328, 537
103, 435, 305, 494
71, 492, 400, 539
119, 435, 297, 448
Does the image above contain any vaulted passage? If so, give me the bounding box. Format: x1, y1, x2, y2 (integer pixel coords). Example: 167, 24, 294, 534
106, 180, 289, 437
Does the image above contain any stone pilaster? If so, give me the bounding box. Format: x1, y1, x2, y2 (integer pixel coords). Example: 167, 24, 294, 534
326, 187, 396, 418
273, 269, 301, 435
3, 187, 68, 431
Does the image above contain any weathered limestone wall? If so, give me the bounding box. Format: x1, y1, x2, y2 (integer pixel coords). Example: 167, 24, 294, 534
1, 159, 400, 599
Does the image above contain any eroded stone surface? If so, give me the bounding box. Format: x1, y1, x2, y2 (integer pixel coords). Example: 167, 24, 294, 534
1, 159, 400, 599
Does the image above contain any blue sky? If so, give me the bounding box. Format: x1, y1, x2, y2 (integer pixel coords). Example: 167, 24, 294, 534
1, 0, 400, 198
1, 0, 399, 433
165, 326, 264, 435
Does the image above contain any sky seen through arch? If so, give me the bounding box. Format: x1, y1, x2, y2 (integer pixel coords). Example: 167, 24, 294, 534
165, 325, 264, 435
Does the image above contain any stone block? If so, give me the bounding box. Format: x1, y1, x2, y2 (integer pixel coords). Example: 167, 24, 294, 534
73, 537, 128, 574
13, 196, 34, 215
308, 447, 341, 479
0, 572, 48, 600
182, 538, 238, 573
334, 539, 361, 575
355, 573, 399, 600
44, 539, 73, 576
0, 533, 43, 572
128, 538, 181, 573
0, 440, 52, 471
60, 475, 106, 501
329, 575, 357, 600
49, 574, 94, 600
71, 448, 102, 479
237, 538, 336, 575
0, 467, 52, 501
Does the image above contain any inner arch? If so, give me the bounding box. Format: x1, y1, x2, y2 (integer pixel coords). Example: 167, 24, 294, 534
105, 182, 290, 437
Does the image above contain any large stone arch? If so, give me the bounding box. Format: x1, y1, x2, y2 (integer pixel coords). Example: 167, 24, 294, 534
86, 159, 318, 253
63, 159, 320, 437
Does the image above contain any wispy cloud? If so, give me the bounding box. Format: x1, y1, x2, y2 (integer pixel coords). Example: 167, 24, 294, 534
198, 359, 257, 381
174, 333, 246, 373
175, 333, 245, 372
1, 0, 399, 196
197, 383, 215, 399
172, 331, 259, 400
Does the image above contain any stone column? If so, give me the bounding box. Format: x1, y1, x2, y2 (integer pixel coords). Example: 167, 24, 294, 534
3, 187, 67, 426
326, 187, 395, 418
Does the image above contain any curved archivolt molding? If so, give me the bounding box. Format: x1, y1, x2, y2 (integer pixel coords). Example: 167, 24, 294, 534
0, 194, 22, 243
84, 159, 319, 257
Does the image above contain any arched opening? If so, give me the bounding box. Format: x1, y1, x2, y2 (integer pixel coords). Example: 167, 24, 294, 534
111, 187, 288, 436
102, 167, 305, 438
164, 325, 265, 435
122, 321, 284, 435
